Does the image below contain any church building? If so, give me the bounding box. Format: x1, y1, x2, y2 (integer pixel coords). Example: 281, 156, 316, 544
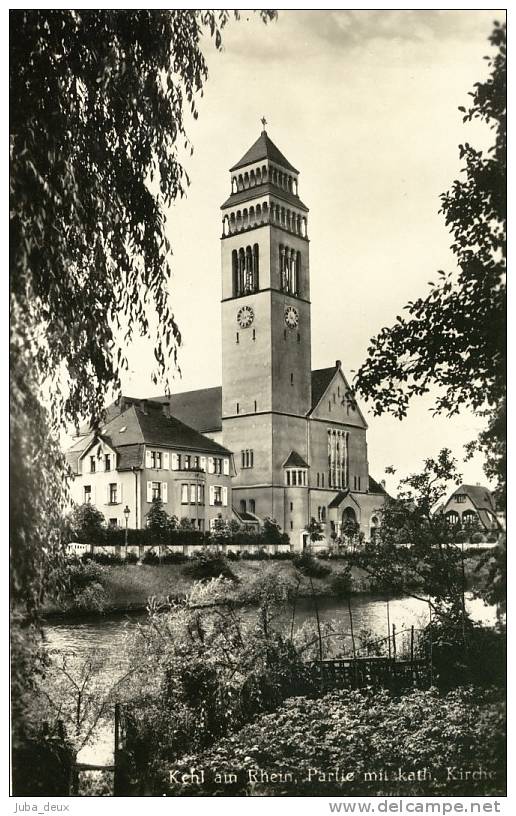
153, 127, 388, 548
67, 128, 388, 549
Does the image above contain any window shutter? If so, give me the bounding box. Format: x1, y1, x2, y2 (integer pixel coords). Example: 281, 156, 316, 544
146, 481, 153, 502
106, 484, 110, 504
145, 450, 152, 468
209, 486, 215, 506
222, 487, 228, 507
171, 453, 179, 470
200, 456, 206, 472
163, 452, 170, 470
162, 482, 168, 503
223, 458, 229, 476
208, 457, 214, 474
92, 484, 96, 504
118, 482, 123, 503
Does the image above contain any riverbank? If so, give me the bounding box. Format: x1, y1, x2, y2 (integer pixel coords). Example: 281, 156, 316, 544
42, 552, 492, 619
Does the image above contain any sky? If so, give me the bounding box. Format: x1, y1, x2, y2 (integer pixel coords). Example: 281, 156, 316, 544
117, 9, 505, 494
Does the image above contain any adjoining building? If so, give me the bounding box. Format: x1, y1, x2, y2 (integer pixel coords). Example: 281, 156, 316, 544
439, 484, 502, 534
66, 397, 233, 532
66, 128, 389, 548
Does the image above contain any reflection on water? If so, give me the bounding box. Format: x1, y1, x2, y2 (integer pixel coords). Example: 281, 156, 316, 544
42, 593, 497, 765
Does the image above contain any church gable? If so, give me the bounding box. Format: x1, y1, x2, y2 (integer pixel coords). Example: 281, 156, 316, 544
310, 363, 367, 429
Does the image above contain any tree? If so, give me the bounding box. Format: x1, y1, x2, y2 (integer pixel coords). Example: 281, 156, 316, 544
10, 8, 276, 618
345, 449, 467, 624
262, 517, 288, 548
68, 502, 106, 542
304, 517, 324, 551
145, 497, 172, 538
354, 22, 506, 505
9, 6, 277, 767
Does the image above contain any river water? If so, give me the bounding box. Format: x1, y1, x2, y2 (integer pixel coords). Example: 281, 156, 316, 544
42, 593, 497, 766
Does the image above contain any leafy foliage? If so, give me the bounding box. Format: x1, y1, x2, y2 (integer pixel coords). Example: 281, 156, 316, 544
68, 502, 106, 542
293, 550, 331, 579
345, 450, 469, 624
10, 7, 276, 618
163, 686, 505, 796
354, 22, 506, 501
183, 550, 238, 582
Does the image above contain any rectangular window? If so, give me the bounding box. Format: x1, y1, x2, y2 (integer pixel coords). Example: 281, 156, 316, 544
214, 485, 223, 506
297, 332, 301, 343
84, 485, 91, 503
236, 403, 240, 414
109, 483, 118, 504
252, 328, 256, 341
290, 520, 293, 530
328, 401, 331, 412
292, 471, 297, 486
181, 484, 189, 504
104, 454, 111, 472
198, 519, 204, 532
236, 332, 239, 344
290, 372, 294, 385
109, 518, 118, 528
290, 502, 293, 512
190, 484, 196, 504
254, 400, 257, 412
358, 477, 361, 491
197, 484, 205, 505
249, 499, 256, 514
240, 499, 247, 513
184, 455, 191, 470
193, 456, 200, 470
214, 457, 223, 475
322, 474, 325, 488
317, 473, 320, 487
90, 456, 96, 474
455, 494, 466, 503
152, 482, 161, 500
286, 471, 290, 486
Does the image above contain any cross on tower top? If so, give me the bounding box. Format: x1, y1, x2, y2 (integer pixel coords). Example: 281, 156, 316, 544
261, 116, 267, 132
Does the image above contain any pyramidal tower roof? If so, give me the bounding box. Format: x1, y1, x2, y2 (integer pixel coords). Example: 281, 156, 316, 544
230, 129, 298, 173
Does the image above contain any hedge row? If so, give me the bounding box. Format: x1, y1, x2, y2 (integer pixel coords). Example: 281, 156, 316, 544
72, 527, 287, 549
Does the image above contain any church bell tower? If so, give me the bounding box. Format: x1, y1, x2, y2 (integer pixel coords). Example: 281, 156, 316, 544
220, 126, 312, 515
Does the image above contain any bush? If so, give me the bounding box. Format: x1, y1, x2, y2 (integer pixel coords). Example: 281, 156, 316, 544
487, 531, 499, 543
61, 560, 107, 613
184, 551, 238, 582
142, 550, 160, 565
471, 531, 486, 544
163, 686, 505, 797
126, 551, 139, 564
160, 551, 188, 564
81, 551, 124, 566
292, 551, 331, 578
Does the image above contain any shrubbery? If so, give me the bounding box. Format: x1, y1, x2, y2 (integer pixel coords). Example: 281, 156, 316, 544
183, 551, 238, 582
162, 685, 505, 796
292, 551, 331, 578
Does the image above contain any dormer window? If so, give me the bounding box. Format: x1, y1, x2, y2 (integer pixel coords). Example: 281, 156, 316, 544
90, 456, 96, 474
455, 494, 466, 504
104, 454, 111, 472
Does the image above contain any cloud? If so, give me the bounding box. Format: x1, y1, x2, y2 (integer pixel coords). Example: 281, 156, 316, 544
220, 10, 505, 64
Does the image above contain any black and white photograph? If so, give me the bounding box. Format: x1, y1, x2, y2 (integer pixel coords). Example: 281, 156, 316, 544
9, 6, 507, 805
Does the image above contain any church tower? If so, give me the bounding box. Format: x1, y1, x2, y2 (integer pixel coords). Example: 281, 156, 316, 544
220, 126, 312, 527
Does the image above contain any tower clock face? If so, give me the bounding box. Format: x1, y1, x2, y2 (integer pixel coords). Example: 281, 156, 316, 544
284, 305, 299, 329
237, 305, 254, 328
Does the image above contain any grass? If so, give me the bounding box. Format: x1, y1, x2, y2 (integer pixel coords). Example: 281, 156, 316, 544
42, 550, 492, 617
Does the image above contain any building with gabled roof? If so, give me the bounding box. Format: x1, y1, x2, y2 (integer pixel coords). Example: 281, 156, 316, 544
440, 484, 501, 533
69, 128, 388, 547
67, 397, 233, 532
